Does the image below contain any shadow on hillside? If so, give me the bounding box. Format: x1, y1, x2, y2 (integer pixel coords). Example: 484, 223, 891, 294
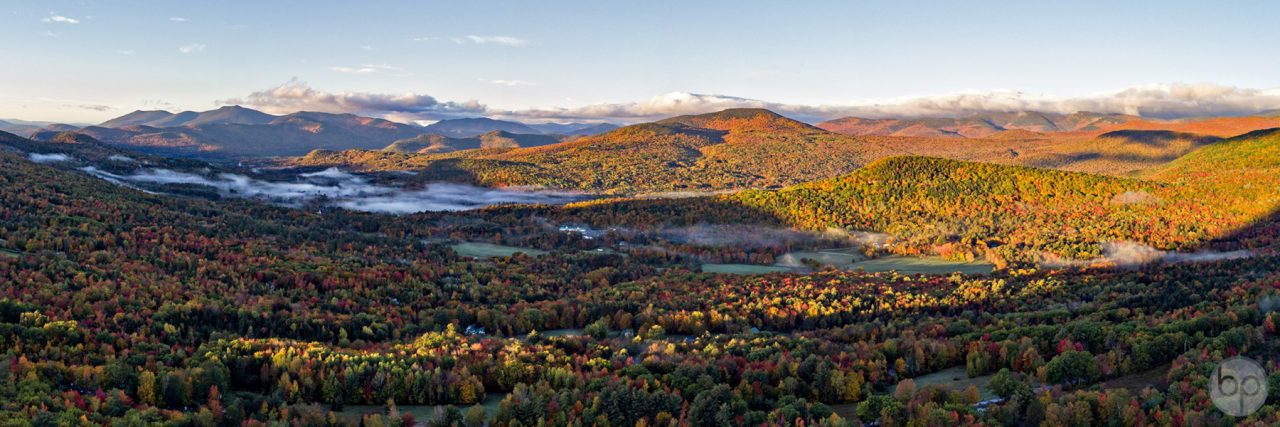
397, 158, 487, 187
1193, 208, 1280, 253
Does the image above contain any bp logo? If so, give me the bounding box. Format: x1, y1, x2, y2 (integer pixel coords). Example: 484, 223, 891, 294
1209, 357, 1268, 417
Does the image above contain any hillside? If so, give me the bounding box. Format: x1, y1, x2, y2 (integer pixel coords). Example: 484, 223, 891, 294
300, 108, 903, 193
80, 110, 428, 157
422, 117, 540, 137
722, 156, 1197, 264
296, 108, 1247, 193
1010, 130, 1222, 176
527, 122, 620, 136
540, 154, 1245, 265
383, 131, 563, 154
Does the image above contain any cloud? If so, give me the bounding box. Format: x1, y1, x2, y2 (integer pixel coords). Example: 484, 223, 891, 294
454, 35, 529, 46
177, 44, 206, 54
42, 15, 80, 24
480, 78, 534, 87
225, 82, 1280, 125
493, 83, 1280, 123
29, 153, 71, 163
169, 17, 188, 22
329, 64, 403, 74
81, 166, 585, 213
223, 79, 487, 120
63, 104, 112, 112
494, 92, 784, 122
118, 49, 135, 55
1042, 241, 1252, 269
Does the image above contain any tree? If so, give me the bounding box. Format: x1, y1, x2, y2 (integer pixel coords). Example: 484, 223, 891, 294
137, 370, 158, 406
1045, 351, 1100, 385
464, 405, 487, 427
989, 368, 1029, 400
893, 379, 916, 401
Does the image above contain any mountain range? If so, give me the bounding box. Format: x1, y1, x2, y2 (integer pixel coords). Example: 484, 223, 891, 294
382, 131, 565, 154
816, 111, 1137, 138
11, 107, 618, 158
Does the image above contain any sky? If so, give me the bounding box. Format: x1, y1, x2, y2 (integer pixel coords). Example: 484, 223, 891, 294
5, 0, 1280, 124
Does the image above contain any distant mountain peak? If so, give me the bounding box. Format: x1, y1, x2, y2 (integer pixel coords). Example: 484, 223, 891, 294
422, 117, 539, 137
658, 108, 819, 133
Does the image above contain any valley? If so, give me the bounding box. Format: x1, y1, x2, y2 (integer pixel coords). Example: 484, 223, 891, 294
4, 102, 1280, 426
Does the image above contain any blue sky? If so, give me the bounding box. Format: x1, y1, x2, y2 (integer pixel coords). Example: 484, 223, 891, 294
5, 0, 1280, 124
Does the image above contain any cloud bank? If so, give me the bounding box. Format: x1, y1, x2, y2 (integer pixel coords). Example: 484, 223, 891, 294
224, 79, 486, 120
227, 81, 1280, 125
80, 166, 584, 214
494, 84, 1280, 122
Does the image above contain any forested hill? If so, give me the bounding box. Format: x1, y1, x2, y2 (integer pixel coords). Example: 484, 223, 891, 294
546, 154, 1259, 266
728, 156, 1194, 264
298, 109, 902, 193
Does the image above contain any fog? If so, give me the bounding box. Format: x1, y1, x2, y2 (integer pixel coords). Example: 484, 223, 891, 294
29, 153, 71, 163
1045, 241, 1252, 268
80, 166, 585, 213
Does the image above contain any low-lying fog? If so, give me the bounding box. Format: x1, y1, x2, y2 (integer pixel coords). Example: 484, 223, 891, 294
81, 166, 585, 213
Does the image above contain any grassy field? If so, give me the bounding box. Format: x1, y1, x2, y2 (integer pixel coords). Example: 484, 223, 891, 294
907, 366, 997, 401
331, 393, 506, 425
846, 256, 993, 275
1099, 364, 1171, 392
451, 242, 547, 258
701, 263, 793, 274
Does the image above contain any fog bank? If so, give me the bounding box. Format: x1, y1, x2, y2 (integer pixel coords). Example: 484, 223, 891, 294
81, 166, 585, 213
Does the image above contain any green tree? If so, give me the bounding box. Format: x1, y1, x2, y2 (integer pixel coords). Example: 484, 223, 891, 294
1045, 351, 1100, 385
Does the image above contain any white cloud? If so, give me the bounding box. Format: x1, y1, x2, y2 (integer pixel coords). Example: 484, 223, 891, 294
480, 78, 534, 87
493, 83, 1280, 123
224, 82, 1280, 125
169, 17, 188, 22
42, 15, 79, 24
330, 64, 403, 74
177, 44, 206, 54
118, 49, 135, 55
455, 35, 529, 46
223, 79, 487, 121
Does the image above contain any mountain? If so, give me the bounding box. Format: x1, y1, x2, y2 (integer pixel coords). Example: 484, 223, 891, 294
422, 117, 540, 137
527, 122, 620, 136
300, 108, 900, 193
817, 111, 1280, 139
566, 123, 621, 136
99, 106, 278, 128
383, 130, 562, 154
98, 110, 177, 127
817, 111, 1137, 138
77, 110, 427, 158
